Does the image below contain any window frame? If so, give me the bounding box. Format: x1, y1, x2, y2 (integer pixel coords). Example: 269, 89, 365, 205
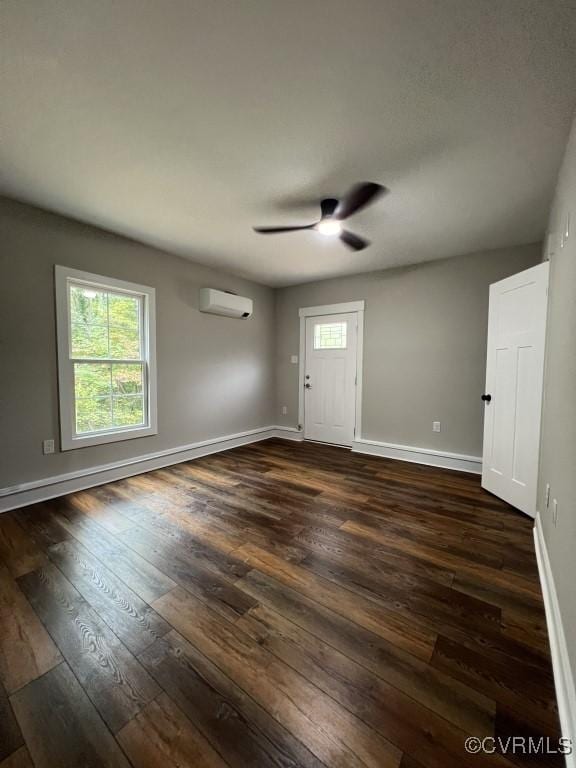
55, 265, 157, 450
313, 321, 348, 350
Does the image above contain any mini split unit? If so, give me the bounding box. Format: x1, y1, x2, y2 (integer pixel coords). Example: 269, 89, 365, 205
199, 288, 253, 319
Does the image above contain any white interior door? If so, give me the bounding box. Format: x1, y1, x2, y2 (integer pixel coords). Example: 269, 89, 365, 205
482, 262, 549, 516
304, 313, 357, 446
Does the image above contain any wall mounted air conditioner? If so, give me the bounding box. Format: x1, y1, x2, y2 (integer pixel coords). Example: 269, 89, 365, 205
199, 288, 253, 319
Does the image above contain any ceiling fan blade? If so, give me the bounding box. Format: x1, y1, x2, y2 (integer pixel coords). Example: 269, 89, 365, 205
253, 224, 315, 234
340, 230, 369, 251
335, 182, 387, 220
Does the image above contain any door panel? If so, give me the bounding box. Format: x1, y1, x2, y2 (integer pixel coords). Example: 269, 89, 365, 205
482, 262, 549, 516
511, 345, 536, 489
304, 313, 357, 446
490, 346, 514, 477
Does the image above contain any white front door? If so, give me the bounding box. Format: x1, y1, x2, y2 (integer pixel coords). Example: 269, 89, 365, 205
482, 262, 549, 516
304, 313, 357, 446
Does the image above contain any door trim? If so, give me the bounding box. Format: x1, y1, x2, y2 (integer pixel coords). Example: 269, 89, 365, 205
297, 301, 365, 441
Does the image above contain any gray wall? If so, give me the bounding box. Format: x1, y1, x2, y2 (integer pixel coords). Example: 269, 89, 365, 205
275, 244, 541, 456
538, 115, 576, 679
0, 197, 275, 489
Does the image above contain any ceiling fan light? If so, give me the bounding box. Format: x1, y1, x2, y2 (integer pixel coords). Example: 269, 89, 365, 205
317, 219, 342, 236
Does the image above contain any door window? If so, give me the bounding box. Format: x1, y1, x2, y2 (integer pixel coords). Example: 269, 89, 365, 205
313, 322, 347, 349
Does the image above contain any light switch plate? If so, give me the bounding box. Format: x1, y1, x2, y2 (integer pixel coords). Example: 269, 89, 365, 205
561, 213, 570, 248
43, 439, 55, 455
290, 355, 298, 364
553, 498, 558, 526
433, 421, 441, 432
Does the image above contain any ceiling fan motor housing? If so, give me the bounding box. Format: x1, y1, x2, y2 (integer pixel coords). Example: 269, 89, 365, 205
321, 198, 339, 218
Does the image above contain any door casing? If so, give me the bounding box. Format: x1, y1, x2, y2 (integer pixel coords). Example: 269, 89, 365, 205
298, 301, 365, 443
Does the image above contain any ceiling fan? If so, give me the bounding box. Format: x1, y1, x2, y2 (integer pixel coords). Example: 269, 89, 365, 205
253, 182, 387, 251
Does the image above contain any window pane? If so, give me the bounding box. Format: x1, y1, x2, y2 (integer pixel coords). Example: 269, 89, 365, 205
71, 323, 109, 357
314, 322, 347, 349
109, 293, 140, 330
76, 396, 112, 433
113, 395, 144, 427
70, 285, 108, 325
109, 326, 140, 359
74, 363, 111, 398
112, 363, 143, 395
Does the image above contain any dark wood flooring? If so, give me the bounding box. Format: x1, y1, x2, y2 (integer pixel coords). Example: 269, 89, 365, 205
0, 439, 561, 768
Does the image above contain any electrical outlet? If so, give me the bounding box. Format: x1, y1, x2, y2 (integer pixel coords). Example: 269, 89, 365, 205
43, 439, 55, 455
552, 499, 558, 526
281, 405, 288, 415
290, 355, 298, 364
432, 421, 441, 433
545, 483, 551, 509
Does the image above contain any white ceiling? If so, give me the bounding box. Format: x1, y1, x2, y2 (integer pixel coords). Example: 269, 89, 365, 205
2, 1, 576, 286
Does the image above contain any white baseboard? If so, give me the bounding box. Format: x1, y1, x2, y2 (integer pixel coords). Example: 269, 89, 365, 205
271, 426, 304, 441
534, 512, 576, 763
0, 425, 285, 513
351, 437, 482, 474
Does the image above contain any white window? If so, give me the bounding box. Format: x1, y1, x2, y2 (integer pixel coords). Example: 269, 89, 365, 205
314, 321, 347, 349
55, 266, 157, 450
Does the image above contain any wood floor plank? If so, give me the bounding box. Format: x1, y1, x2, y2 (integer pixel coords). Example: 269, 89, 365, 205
236, 601, 495, 768
11, 504, 71, 550
117, 494, 247, 555
140, 630, 329, 768
115, 508, 250, 581
118, 526, 256, 621
0, 747, 34, 768
333, 508, 504, 570
234, 542, 436, 661
67, 489, 135, 533
51, 506, 177, 602
431, 635, 559, 734
152, 588, 402, 768
452, 571, 545, 619
0, 565, 62, 693
0, 680, 23, 762
0, 514, 47, 577
298, 547, 501, 637
117, 692, 229, 768
499, 610, 551, 656
235, 569, 495, 736
493, 705, 565, 768
47, 539, 171, 654
340, 520, 540, 597
18, 563, 160, 732
292, 522, 455, 586
10, 663, 131, 768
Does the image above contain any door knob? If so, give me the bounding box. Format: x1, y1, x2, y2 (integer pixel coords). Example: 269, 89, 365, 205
481, 394, 492, 403
304, 383, 312, 389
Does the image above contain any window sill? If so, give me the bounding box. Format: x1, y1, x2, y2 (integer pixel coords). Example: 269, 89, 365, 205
61, 424, 157, 451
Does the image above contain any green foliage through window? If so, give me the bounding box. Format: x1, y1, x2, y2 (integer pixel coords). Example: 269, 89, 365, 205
70, 285, 141, 359
70, 282, 146, 434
